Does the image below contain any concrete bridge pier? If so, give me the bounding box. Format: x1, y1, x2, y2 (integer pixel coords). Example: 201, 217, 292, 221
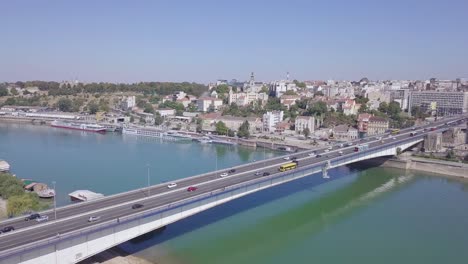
322, 161, 330, 179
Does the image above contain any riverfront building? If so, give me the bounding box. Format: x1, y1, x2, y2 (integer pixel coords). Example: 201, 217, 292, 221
295, 116, 315, 134
263, 111, 284, 132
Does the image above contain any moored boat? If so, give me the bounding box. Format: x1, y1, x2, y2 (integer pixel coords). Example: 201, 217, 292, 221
51, 120, 106, 133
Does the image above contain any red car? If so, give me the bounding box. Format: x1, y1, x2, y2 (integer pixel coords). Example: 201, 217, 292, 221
187, 186, 198, 192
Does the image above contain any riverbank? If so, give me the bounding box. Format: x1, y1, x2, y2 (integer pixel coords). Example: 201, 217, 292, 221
360, 155, 468, 179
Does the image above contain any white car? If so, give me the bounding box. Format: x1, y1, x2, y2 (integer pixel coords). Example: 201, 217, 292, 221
36, 215, 48, 222
324, 149, 330, 152
220, 172, 229, 177
339, 144, 344, 148
392, 137, 397, 140
308, 153, 317, 157
167, 182, 177, 189
338, 150, 344, 155
328, 146, 333, 150
283, 157, 290, 160
88, 216, 101, 222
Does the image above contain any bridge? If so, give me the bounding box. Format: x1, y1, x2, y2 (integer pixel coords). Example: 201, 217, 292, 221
0, 115, 466, 264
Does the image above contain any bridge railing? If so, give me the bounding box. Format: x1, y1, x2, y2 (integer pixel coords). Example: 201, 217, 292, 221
0, 135, 433, 260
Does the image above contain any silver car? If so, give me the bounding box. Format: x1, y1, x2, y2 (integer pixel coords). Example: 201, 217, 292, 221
88, 216, 101, 222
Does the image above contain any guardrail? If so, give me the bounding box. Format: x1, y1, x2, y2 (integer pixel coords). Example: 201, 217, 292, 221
0, 120, 460, 260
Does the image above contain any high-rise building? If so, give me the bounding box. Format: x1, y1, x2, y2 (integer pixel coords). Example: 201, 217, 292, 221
263, 111, 283, 132
408, 91, 468, 116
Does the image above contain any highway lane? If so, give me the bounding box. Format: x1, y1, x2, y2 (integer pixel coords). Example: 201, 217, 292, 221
0, 116, 465, 253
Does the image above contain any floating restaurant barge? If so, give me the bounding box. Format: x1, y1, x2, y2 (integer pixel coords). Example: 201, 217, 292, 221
122, 126, 191, 141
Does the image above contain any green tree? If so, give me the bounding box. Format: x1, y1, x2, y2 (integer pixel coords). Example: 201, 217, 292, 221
307, 101, 327, 116
446, 149, 456, 160
10, 87, 19, 96
216, 84, 230, 94
88, 101, 99, 114
144, 103, 154, 114
227, 129, 235, 137
260, 86, 269, 94
154, 112, 164, 126
303, 127, 311, 138
388, 101, 401, 117
57, 98, 73, 112
358, 103, 368, 113
283, 90, 298, 96
237, 121, 250, 138
215, 121, 228, 135
378, 102, 388, 113
0, 87, 8, 96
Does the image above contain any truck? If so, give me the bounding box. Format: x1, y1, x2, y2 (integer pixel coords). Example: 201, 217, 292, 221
354, 144, 369, 152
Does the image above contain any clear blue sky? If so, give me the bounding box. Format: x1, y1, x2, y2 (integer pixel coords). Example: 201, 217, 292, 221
1, 0, 467, 83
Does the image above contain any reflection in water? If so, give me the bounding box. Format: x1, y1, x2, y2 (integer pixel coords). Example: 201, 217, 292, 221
171, 173, 415, 264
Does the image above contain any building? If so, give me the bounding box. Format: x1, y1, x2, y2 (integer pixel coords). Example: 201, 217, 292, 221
442, 127, 466, 147
269, 81, 297, 97
333, 125, 358, 141
216, 80, 228, 86
357, 113, 372, 136
156, 108, 175, 117
200, 113, 261, 133
408, 91, 468, 116
172, 91, 187, 100
197, 97, 223, 112
424, 132, 443, 152
280, 95, 301, 110
228, 91, 269, 106
263, 111, 284, 132
121, 96, 136, 110
295, 116, 315, 134
390, 89, 410, 110
367, 116, 389, 136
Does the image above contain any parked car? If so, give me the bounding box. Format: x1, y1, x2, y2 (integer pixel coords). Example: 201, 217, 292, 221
263, 172, 270, 176
228, 169, 236, 173
1, 226, 14, 233
167, 182, 177, 189
220, 172, 229, 177
88, 216, 101, 222
24, 213, 41, 221
187, 186, 198, 192
36, 215, 49, 222
132, 203, 144, 209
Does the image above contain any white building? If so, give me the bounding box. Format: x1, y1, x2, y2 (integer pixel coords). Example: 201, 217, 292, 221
121, 96, 136, 110
216, 80, 228, 86
156, 108, 175, 117
197, 97, 223, 112
173, 91, 187, 100
269, 81, 297, 97
295, 116, 315, 134
228, 91, 268, 106
263, 111, 284, 132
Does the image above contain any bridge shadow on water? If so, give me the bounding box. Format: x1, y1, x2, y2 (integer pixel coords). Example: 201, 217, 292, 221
85, 163, 410, 263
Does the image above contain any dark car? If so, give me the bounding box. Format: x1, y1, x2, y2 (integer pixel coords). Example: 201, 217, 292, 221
228, 169, 236, 173
316, 154, 322, 158
24, 213, 41, 221
187, 186, 198, 192
2, 226, 15, 233
291, 157, 298, 160
263, 172, 270, 176
131, 204, 144, 209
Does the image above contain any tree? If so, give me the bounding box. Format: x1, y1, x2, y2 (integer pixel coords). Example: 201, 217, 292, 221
144, 104, 154, 114
358, 103, 368, 113
227, 129, 235, 137
0, 87, 7, 96
378, 102, 388, 113
196, 118, 203, 133
260, 86, 269, 94
154, 112, 164, 125
303, 127, 310, 138
307, 101, 327, 116
237, 121, 250, 138
215, 121, 228, 135
396, 147, 402, 156
283, 90, 298, 96
446, 149, 456, 160
216, 84, 230, 94
10, 87, 19, 96
88, 101, 99, 114
57, 98, 73, 112
388, 101, 401, 117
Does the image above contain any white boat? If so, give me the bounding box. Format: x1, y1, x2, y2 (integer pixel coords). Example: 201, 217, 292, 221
51, 120, 106, 133
37, 188, 55, 198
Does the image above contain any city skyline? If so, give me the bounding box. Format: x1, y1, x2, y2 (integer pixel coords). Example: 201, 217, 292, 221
1, 0, 467, 83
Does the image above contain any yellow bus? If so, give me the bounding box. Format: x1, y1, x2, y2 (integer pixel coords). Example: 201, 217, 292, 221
279, 162, 297, 172
391, 129, 400, 135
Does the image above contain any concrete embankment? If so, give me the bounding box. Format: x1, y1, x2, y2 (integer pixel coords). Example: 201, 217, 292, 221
359, 156, 468, 178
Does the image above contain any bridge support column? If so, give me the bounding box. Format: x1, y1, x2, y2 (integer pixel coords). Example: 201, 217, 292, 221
322, 161, 330, 179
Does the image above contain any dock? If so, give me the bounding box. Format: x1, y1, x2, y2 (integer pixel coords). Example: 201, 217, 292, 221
69, 190, 104, 202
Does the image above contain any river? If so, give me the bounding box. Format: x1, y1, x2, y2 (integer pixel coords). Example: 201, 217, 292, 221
1, 122, 468, 264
